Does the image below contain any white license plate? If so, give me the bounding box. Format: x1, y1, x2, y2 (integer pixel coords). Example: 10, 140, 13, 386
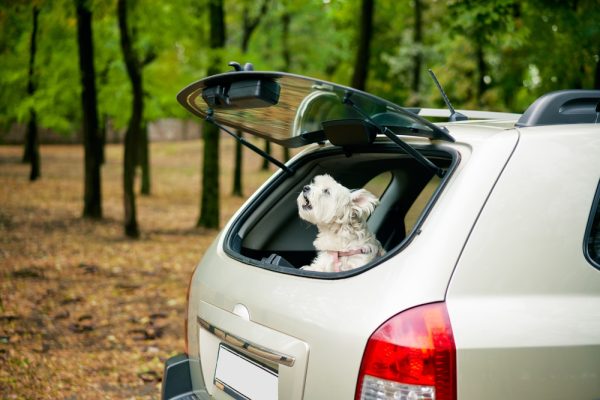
214, 344, 278, 400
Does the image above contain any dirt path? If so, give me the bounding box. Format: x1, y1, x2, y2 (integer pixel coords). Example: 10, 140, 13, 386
0, 140, 276, 399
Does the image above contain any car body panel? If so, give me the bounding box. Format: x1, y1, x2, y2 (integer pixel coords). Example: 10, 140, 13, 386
196, 300, 309, 400
185, 127, 520, 399
447, 125, 600, 399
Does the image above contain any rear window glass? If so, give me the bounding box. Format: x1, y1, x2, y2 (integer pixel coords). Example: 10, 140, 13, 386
585, 180, 600, 269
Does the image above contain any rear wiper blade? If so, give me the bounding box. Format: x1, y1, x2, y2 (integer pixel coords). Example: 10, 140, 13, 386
205, 108, 294, 176
342, 92, 445, 178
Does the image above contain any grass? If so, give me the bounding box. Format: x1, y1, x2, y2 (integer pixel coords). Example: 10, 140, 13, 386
0, 138, 283, 399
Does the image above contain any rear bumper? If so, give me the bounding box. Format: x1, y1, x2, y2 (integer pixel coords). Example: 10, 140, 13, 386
162, 354, 207, 400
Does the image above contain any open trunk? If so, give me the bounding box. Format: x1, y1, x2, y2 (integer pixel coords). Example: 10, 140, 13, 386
178, 71, 457, 277
225, 145, 455, 276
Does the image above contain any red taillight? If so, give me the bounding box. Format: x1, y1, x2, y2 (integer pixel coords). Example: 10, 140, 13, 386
355, 302, 456, 400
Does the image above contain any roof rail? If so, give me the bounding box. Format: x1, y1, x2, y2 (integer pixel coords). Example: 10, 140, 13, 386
414, 108, 520, 121
516, 90, 600, 127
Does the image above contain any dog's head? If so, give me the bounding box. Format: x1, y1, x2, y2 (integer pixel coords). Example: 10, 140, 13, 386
297, 174, 379, 226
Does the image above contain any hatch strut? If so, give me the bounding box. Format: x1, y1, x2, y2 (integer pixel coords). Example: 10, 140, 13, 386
342, 92, 445, 178
205, 108, 294, 176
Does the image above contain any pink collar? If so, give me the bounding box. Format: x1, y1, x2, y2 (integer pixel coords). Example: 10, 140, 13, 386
328, 248, 369, 272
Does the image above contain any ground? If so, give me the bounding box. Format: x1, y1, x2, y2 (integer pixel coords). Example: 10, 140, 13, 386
0, 139, 280, 399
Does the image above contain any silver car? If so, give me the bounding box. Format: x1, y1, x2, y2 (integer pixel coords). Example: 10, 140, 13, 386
162, 71, 600, 400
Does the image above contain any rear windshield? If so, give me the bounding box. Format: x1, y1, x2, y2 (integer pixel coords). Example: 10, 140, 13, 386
179, 72, 449, 147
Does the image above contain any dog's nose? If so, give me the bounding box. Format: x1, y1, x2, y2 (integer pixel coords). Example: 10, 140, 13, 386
303, 185, 310, 193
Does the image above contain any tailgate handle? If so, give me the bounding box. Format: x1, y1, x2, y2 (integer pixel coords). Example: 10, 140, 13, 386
197, 316, 296, 367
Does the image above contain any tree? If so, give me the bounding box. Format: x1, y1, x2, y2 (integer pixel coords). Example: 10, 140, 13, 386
117, 0, 142, 237
410, 0, 423, 106
280, 3, 291, 162
75, 0, 103, 219
351, 0, 374, 90
595, 48, 600, 90
197, 0, 226, 229
232, 0, 270, 196
447, 0, 519, 107
523, 0, 600, 94
138, 120, 150, 195
22, 5, 41, 181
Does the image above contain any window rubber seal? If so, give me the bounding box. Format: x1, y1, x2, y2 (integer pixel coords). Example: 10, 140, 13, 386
583, 179, 600, 271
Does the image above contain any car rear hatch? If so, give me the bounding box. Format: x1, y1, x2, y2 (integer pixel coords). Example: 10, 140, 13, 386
178, 71, 519, 399
177, 71, 454, 146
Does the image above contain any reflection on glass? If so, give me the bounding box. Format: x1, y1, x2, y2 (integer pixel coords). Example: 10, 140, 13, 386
190, 74, 432, 145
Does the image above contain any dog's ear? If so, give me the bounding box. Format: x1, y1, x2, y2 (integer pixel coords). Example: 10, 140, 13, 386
350, 189, 379, 220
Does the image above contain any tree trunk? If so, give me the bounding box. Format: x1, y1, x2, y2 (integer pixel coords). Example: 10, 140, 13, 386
198, 117, 220, 228
76, 0, 103, 218
232, 130, 243, 197
197, 0, 226, 229
98, 63, 111, 166
595, 48, 600, 90
261, 140, 271, 171
351, 0, 374, 90
232, 0, 270, 195
281, 8, 291, 162
118, 0, 142, 237
410, 0, 423, 107
475, 39, 487, 107
25, 110, 40, 181
282, 146, 290, 163
281, 9, 291, 72
23, 6, 40, 181
139, 121, 150, 195
99, 113, 106, 165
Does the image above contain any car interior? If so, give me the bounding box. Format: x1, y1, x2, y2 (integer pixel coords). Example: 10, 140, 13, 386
224, 146, 453, 272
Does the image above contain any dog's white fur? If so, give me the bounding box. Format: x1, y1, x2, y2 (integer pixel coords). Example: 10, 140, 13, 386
297, 174, 384, 272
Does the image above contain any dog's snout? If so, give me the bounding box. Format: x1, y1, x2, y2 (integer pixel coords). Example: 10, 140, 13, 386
303, 185, 311, 193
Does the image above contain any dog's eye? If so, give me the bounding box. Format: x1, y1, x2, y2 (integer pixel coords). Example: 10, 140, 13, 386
323, 188, 330, 195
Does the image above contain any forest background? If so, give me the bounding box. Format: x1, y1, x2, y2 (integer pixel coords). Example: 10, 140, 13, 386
2, 0, 600, 232
1, 0, 599, 399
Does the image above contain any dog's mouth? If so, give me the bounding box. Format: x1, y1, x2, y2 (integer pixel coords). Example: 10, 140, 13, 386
301, 194, 312, 211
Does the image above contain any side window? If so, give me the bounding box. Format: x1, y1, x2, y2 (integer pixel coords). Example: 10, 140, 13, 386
585, 180, 600, 269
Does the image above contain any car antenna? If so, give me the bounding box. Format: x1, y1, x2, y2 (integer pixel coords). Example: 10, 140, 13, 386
428, 69, 468, 122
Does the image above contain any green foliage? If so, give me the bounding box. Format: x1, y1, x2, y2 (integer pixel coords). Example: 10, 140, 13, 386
0, 1, 81, 133
1, 0, 599, 137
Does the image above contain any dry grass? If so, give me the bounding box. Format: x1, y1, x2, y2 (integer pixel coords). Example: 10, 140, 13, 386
0, 138, 282, 399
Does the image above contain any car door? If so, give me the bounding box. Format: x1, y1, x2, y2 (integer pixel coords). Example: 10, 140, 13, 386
447, 124, 600, 399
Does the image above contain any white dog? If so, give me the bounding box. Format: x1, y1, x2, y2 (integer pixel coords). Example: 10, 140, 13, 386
297, 174, 385, 272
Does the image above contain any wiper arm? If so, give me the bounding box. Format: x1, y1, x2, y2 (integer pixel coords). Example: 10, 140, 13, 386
342, 92, 445, 178
205, 108, 294, 176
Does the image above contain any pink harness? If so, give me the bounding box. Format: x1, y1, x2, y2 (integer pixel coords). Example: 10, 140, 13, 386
328, 248, 368, 272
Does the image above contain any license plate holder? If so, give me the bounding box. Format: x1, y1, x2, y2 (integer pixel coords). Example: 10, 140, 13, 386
214, 344, 278, 400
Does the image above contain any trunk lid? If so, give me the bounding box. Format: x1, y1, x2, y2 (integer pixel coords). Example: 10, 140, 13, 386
177, 71, 453, 148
